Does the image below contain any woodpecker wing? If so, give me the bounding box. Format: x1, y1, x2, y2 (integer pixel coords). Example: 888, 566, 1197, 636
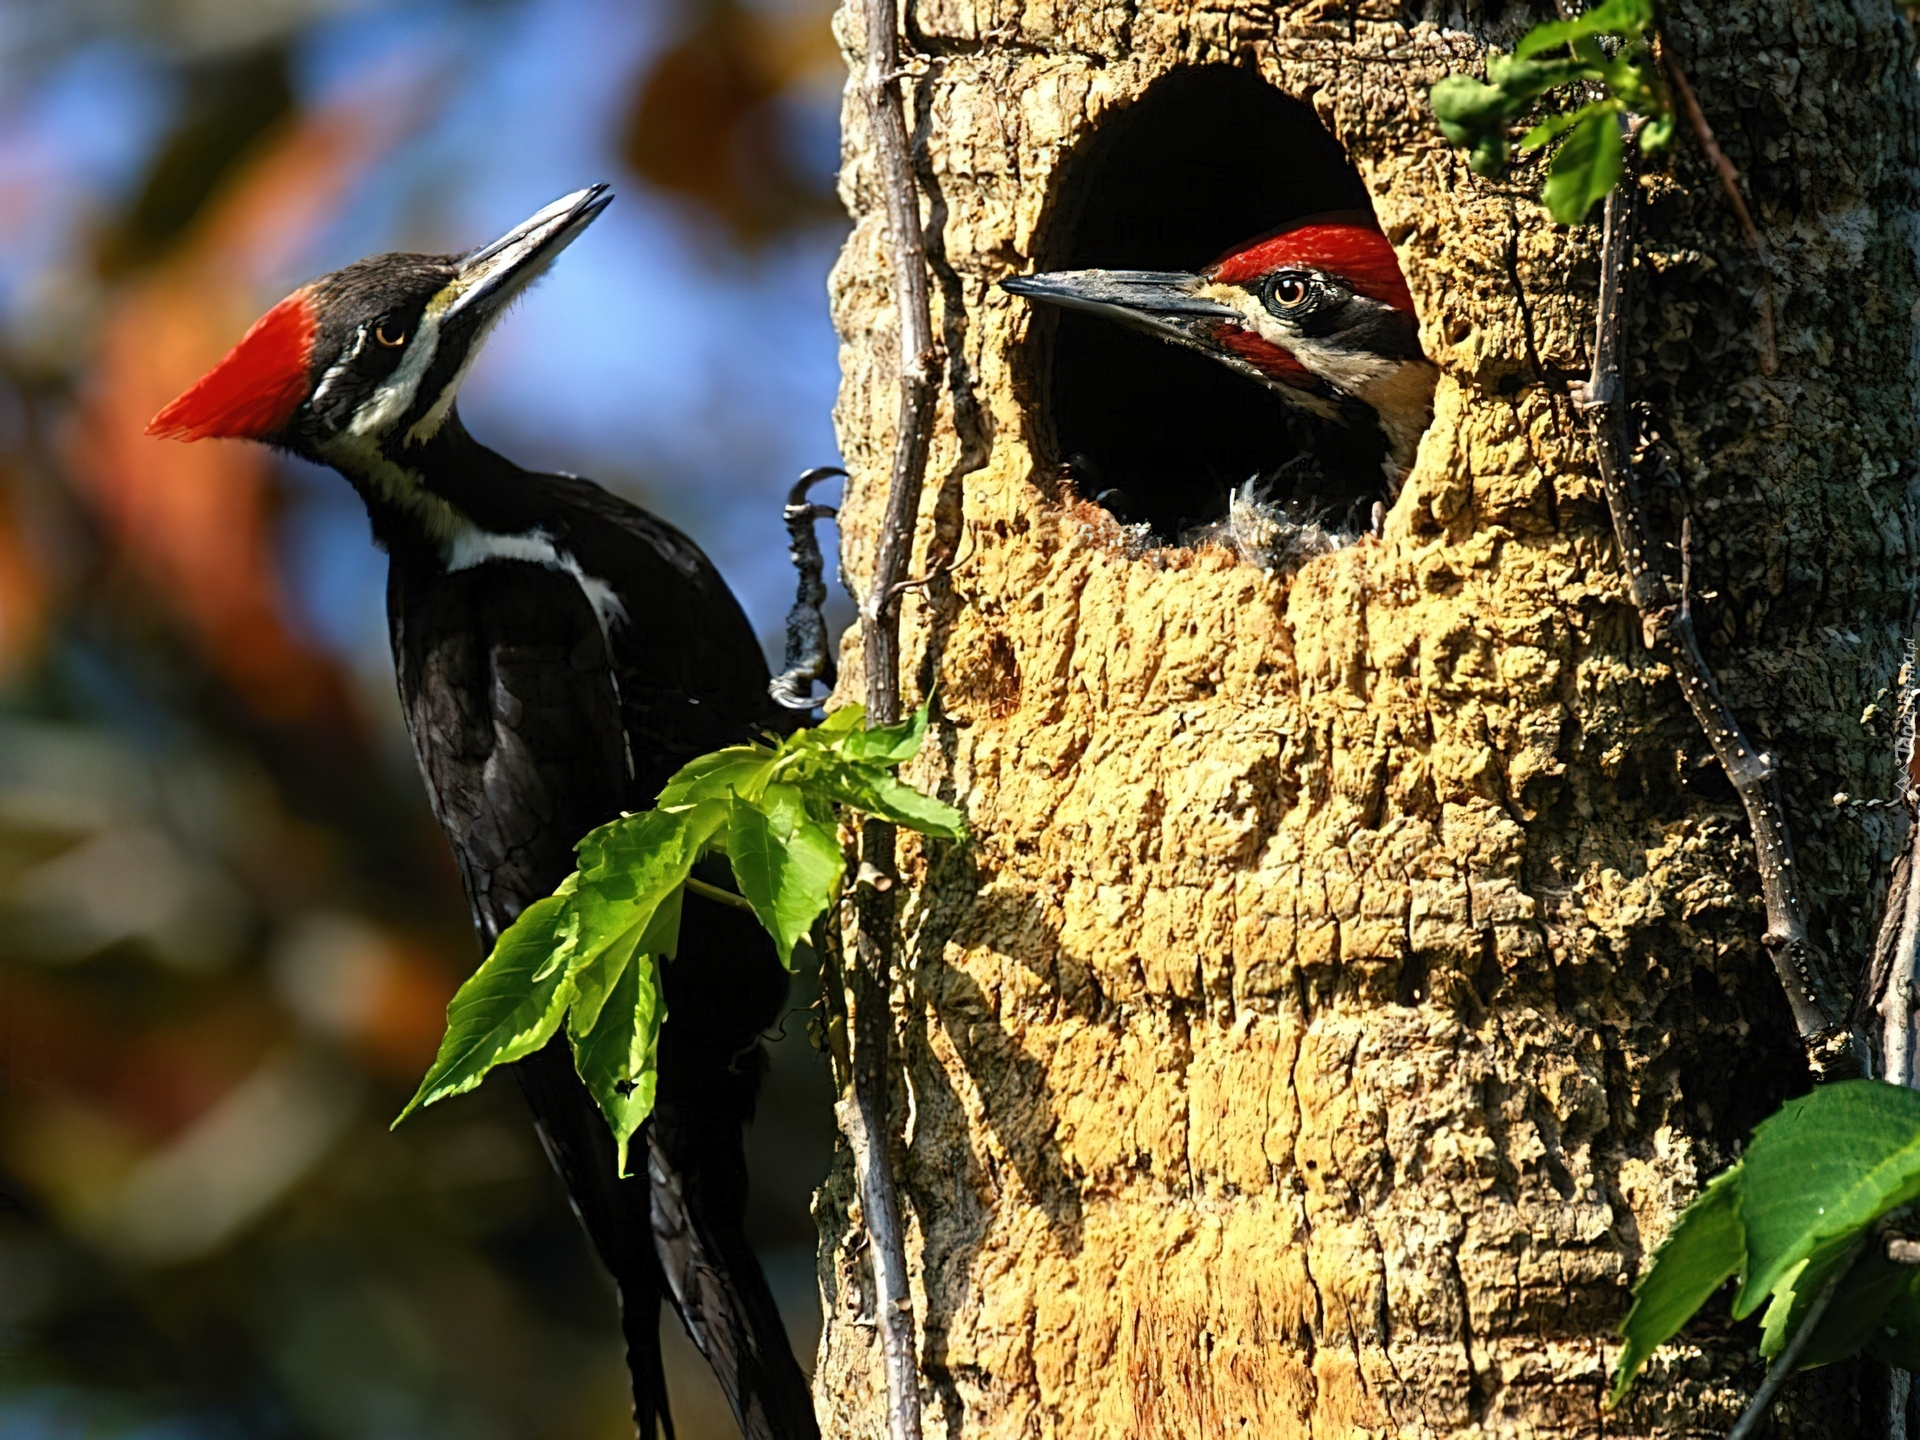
388, 464, 816, 1440
535, 472, 780, 789
538, 477, 819, 1440
387, 554, 681, 1436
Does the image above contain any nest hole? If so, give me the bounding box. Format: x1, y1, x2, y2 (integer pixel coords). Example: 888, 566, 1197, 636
1035, 66, 1383, 544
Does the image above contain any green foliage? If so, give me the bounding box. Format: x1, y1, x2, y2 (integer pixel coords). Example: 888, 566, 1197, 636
395, 701, 964, 1173
1429, 0, 1673, 225
1610, 1081, 1920, 1406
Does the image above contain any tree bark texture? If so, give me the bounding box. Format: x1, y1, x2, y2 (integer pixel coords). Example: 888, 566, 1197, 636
817, 2, 1920, 1436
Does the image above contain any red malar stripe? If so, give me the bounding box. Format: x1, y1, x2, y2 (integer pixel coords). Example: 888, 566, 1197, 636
1206, 223, 1414, 314
1218, 330, 1317, 388
148, 286, 319, 442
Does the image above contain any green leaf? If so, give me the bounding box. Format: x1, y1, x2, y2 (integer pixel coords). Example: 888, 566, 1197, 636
569, 886, 681, 1037
1760, 1235, 1897, 1370
395, 880, 582, 1124
1541, 108, 1624, 225
1638, 111, 1675, 153
577, 803, 722, 893
837, 699, 932, 766
1431, 74, 1521, 164
804, 760, 966, 838
653, 746, 778, 809
567, 945, 662, 1176
1519, 99, 1619, 153
1610, 1164, 1745, 1405
1734, 1080, 1920, 1318
726, 788, 846, 966
1514, 0, 1653, 60
1485, 52, 1602, 99
812, 704, 868, 736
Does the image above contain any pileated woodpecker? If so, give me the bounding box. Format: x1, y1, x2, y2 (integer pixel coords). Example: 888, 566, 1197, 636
150, 186, 817, 1440
1003, 216, 1436, 494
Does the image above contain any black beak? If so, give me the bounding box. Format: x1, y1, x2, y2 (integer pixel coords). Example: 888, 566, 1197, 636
444, 184, 615, 330
1001, 268, 1240, 346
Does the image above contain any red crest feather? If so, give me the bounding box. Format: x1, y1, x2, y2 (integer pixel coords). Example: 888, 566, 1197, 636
1206, 222, 1414, 314
147, 286, 319, 442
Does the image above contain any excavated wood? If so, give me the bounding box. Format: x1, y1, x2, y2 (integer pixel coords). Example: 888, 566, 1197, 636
816, 2, 1920, 1435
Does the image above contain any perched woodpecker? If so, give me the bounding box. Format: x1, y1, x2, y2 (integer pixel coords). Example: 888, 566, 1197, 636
1003, 215, 1436, 493
151, 186, 816, 1440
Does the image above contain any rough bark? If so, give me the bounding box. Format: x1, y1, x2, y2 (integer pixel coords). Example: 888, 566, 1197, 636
817, 2, 1920, 1436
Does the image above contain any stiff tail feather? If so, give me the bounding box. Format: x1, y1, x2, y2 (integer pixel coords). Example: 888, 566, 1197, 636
512, 1038, 676, 1439
647, 1107, 818, 1440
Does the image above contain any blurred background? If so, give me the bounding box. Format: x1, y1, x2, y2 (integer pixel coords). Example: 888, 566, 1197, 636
0, 0, 849, 1435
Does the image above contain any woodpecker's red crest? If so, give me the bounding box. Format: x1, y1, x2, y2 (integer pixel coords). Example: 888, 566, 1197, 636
1002, 216, 1436, 489
147, 286, 320, 441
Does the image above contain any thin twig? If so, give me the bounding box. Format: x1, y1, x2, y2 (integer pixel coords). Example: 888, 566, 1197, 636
1726, 1240, 1864, 1440
770, 466, 845, 711
887, 520, 978, 600
1874, 636, 1920, 1440
1576, 179, 1861, 1079
845, 0, 938, 1434
1884, 835, 1920, 1086
684, 875, 756, 914
1658, 40, 1779, 376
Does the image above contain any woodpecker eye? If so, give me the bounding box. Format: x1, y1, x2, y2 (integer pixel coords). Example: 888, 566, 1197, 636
374, 319, 408, 349
1263, 274, 1313, 314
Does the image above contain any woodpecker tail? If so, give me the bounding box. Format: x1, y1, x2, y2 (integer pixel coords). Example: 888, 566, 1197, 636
515, 891, 817, 1440
649, 893, 820, 1440
511, 1039, 677, 1439
649, 1046, 818, 1440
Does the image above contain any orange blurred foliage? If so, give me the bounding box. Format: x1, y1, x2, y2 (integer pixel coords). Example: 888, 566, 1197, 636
66, 89, 415, 721
0, 470, 48, 680
623, 0, 840, 243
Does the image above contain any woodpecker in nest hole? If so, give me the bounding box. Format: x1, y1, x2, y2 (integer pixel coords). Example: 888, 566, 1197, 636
151, 186, 816, 1440
1003, 214, 1436, 497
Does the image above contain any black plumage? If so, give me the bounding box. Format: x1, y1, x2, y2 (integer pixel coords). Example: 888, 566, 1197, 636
152, 186, 817, 1439
384, 426, 811, 1440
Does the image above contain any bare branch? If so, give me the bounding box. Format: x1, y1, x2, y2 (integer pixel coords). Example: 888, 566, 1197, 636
844, 0, 939, 1434
1881, 836, 1920, 1088
1576, 181, 1862, 1078
1873, 639, 1920, 1439
1726, 1239, 1864, 1440
1658, 40, 1778, 376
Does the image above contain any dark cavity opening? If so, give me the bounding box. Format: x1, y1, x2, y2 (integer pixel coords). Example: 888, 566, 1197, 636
1033, 66, 1382, 543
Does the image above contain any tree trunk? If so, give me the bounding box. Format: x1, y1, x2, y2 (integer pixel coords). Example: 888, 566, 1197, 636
817, 2, 1920, 1435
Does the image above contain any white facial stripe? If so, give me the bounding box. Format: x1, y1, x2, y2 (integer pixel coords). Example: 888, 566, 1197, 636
311, 323, 369, 410
1196, 277, 1434, 482
1358, 357, 1439, 481
1196, 282, 1393, 393
399, 233, 579, 446
403, 308, 501, 446
348, 293, 448, 439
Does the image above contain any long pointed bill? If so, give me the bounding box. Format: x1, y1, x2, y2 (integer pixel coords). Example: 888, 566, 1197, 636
445, 183, 615, 327
387, 185, 613, 445
1001, 269, 1238, 346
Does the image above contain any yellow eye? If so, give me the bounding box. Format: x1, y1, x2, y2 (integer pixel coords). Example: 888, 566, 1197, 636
374, 319, 408, 348
1271, 276, 1308, 308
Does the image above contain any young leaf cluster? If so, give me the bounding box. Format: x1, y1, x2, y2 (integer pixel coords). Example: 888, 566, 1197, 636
1611, 1081, 1920, 1405
1429, 0, 1673, 225
393, 702, 964, 1174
